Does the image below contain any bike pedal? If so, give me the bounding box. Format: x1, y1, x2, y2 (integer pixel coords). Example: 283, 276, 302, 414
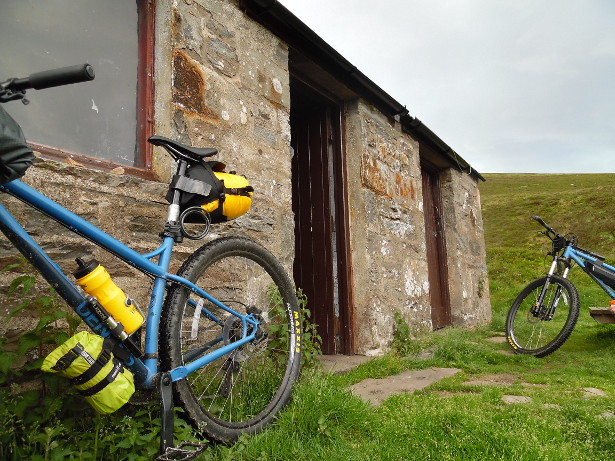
157, 441, 208, 461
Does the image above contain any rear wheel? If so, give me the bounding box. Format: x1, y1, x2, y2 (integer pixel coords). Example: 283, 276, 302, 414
161, 237, 302, 442
505, 275, 579, 357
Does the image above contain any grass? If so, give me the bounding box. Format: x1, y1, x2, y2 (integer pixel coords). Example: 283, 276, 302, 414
203, 173, 615, 460
207, 325, 615, 460
4, 174, 615, 459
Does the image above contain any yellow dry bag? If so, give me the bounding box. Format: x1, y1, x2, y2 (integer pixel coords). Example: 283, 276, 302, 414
41, 331, 134, 414
166, 161, 253, 224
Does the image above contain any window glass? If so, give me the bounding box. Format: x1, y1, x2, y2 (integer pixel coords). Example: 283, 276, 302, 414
0, 0, 138, 166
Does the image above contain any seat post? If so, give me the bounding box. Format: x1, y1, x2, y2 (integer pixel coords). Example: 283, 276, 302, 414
165, 159, 188, 225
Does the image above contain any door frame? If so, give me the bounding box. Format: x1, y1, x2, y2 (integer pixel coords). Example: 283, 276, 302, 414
289, 71, 355, 354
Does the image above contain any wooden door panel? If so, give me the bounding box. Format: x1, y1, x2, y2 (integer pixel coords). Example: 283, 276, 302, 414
421, 166, 451, 329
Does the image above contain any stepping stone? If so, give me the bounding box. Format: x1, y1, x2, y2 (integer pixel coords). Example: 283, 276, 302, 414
415, 347, 437, 360
349, 367, 461, 406
317, 355, 371, 374
502, 395, 532, 404
485, 336, 507, 343
498, 350, 515, 356
464, 373, 518, 386
582, 387, 608, 398
522, 382, 548, 388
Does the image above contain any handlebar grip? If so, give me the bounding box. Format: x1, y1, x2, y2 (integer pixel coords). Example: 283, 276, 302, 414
532, 215, 548, 228
25, 64, 95, 90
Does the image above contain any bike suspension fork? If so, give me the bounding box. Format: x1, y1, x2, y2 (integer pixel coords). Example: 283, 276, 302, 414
534, 259, 566, 320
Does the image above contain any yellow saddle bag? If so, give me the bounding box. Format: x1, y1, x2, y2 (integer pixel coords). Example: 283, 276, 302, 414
166, 161, 253, 224
41, 331, 135, 414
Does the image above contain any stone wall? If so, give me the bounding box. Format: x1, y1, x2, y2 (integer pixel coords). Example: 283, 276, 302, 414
0, 0, 295, 326
344, 100, 491, 355
155, 0, 295, 265
0, 0, 491, 353
440, 169, 492, 326
345, 101, 432, 356
0, 158, 171, 320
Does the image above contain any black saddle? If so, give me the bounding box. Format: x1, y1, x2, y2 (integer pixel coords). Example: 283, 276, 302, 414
148, 135, 218, 162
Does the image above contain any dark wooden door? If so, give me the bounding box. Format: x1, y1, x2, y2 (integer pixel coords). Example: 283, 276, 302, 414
290, 78, 352, 354
421, 165, 451, 329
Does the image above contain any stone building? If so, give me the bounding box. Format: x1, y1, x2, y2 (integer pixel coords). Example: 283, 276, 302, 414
0, 0, 490, 356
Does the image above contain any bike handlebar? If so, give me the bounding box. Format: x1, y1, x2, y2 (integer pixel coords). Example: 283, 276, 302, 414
532, 215, 550, 230
8, 64, 95, 91
532, 215, 607, 261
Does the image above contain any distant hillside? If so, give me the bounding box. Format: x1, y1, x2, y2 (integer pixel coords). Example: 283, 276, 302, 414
479, 173, 615, 319
480, 174, 615, 258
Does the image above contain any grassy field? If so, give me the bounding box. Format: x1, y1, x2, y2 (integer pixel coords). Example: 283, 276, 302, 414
3, 174, 615, 460
205, 173, 615, 460
482, 173, 615, 330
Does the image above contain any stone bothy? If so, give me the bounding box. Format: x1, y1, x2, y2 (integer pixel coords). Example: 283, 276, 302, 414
0, 0, 490, 356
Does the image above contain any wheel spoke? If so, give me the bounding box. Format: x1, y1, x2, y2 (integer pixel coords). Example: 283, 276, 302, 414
506, 275, 579, 357
161, 237, 301, 442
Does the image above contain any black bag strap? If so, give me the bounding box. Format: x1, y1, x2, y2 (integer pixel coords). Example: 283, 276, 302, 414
77, 358, 125, 397
51, 342, 87, 372
71, 336, 115, 386
165, 161, 225, 207
168, 174, 213, 197
223, 185, 254, 197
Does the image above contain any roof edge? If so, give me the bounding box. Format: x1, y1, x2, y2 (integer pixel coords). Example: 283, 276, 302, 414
240, 0, 485, 181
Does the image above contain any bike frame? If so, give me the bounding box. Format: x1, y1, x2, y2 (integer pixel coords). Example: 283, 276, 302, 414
0, 178, 260, 388
547, 244, 615, 299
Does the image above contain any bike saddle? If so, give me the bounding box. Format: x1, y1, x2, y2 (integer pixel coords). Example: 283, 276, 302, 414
148, 135, 218, 161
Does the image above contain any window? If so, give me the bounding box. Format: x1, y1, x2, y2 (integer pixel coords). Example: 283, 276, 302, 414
0, 0, 154, 171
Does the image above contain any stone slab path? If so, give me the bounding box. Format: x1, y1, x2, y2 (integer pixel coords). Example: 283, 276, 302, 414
317, 345, 613, 412
317, 355, 461, 406
348, 367, 462, 406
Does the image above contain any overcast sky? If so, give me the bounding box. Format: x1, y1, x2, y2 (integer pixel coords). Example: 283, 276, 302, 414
279, 0, 615, 174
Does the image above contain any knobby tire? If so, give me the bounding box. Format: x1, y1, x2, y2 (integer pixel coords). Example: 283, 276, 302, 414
160, 237, 302, 442
505, 275, 579, 357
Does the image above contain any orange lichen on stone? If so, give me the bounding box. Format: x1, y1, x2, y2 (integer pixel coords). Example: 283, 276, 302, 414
395, 173, 415, 200
172, 50, 218, 121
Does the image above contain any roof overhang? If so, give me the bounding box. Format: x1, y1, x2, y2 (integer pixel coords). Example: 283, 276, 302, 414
240, 0, 485, 181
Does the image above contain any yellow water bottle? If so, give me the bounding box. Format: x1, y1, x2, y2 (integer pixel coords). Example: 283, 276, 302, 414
73, 258, 144, 334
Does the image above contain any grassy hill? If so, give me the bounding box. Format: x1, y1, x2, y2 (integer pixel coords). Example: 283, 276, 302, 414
480, 173, 615, 329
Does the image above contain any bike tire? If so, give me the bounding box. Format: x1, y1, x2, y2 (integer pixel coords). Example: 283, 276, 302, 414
160, 236, 302, 442
505, 275, 580, 358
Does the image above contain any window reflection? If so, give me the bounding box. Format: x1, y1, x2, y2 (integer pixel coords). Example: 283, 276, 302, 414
0, 0, 138, 166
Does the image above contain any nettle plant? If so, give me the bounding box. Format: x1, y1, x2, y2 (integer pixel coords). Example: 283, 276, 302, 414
0, 259, 200, 460
0, 258, 82, 389
267, 285, 322, 368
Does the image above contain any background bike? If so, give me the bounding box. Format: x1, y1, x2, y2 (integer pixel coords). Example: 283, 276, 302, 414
0, 64, 302, 460
506, 215, 615, 357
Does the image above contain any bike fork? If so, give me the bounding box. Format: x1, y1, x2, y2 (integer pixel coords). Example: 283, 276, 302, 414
533, 260, 567, 320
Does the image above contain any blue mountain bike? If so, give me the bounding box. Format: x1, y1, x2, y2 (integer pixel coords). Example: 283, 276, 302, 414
0, 64, 302, 459
506, 216, 615, 357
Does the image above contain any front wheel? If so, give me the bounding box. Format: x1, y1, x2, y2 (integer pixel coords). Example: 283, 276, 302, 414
505, 275, 580, 357
161, 237, 302, 442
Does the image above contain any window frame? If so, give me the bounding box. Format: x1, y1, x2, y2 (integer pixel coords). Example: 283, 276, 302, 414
27, 0, 157, 180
